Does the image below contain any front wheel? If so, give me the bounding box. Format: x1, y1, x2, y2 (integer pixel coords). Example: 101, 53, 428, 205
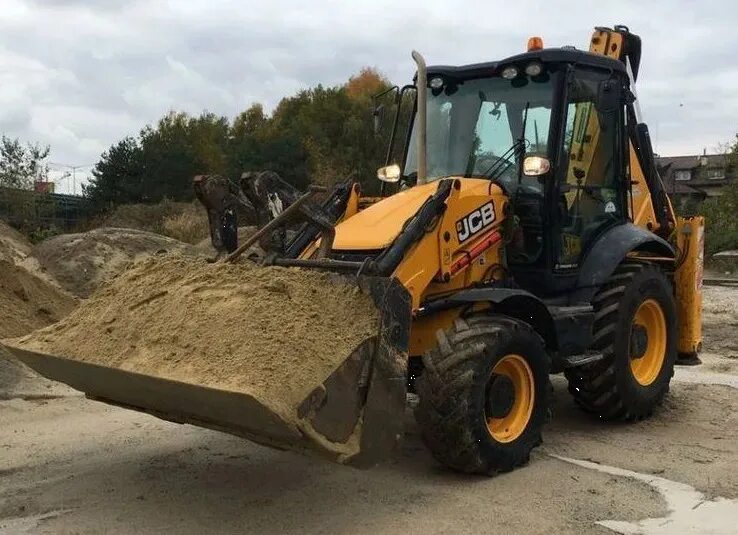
415, 315, 549, 475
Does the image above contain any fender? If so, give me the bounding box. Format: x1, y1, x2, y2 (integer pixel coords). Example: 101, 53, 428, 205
571, 222, 674, 304
417, 287, 558, 350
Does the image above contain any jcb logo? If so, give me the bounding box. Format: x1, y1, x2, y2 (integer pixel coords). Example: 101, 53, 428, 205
456, 202, 496, 243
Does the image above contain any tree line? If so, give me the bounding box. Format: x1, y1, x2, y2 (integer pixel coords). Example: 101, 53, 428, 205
83, 68, 394, 210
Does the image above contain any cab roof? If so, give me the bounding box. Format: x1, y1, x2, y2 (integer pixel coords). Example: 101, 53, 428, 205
426, 47, 626, 80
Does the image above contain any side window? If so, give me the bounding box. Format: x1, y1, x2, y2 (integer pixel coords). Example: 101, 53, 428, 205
557, 70, 622, 268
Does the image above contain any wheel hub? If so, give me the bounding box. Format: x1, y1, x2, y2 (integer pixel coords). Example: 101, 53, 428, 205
487, 373, 515, 418
630, 324, 649, 360
629, 299, 668, 386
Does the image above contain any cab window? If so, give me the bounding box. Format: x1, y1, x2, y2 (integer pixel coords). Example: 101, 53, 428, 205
557, 69, 623, 268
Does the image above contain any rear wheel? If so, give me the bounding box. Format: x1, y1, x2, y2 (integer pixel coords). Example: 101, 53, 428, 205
565, 262, 677, 420
415, 315, 549, 475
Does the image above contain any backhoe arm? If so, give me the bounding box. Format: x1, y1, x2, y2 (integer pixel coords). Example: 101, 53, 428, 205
587, 26, 676, 235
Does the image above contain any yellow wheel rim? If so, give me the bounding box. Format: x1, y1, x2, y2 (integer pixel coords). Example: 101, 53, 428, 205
630, 299, 667, 386
486, 354, 535, 443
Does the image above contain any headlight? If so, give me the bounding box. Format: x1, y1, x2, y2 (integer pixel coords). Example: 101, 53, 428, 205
429, 76, 444, 90
501, 66, 519, 80
377, 164, 401, 183
524, 61, 543, 77
523, 155, 551, 176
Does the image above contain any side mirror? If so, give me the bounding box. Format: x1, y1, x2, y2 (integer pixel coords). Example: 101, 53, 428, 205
377, 164, 401, 183
372, 104, 385, 135
523, 155, 551, 177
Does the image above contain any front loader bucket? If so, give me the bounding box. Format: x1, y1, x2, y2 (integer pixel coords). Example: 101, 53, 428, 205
3, 261, 411, 468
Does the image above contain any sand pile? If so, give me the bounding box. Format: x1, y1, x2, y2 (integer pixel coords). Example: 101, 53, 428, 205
11, 255, 380, 420
0, 259, 77, 339
0, 220, 32, 264
0, 220, 78, 398
30, 227, 194, 298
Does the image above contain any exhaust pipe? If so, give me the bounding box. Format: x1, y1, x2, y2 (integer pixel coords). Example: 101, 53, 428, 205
411, 50, 427, 184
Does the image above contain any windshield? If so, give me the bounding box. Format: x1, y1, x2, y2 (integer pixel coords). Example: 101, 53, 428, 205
404, 73, 555, 185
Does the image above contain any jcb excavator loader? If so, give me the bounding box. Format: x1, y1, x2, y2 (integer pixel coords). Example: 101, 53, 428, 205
4, 25, 704, 475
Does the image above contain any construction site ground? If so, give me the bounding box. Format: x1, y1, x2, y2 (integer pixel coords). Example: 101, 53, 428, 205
0, 217, 736, 535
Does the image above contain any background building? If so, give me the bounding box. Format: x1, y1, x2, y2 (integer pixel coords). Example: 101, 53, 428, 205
656, 151, 735, 213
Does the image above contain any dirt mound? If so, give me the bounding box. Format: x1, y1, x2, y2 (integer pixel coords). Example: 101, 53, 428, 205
0, 259, 77, 339
11, 255, 380, 421
0, 219, 32, 264
29, 227, 195, 298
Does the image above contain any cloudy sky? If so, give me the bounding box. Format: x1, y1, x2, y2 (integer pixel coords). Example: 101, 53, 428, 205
1, 0, 737, 193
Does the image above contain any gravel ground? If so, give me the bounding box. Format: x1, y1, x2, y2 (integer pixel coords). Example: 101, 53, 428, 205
1, 285, 737, 534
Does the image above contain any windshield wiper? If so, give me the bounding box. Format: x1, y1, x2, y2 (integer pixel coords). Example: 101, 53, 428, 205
516, 102, 531, 187
477, 142, 521, 180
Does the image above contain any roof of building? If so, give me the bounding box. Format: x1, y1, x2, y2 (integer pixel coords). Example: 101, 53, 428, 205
666, 181, 706, 196
655, 154, 727, 171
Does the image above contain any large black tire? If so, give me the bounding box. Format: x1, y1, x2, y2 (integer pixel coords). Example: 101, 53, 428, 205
565, 262, 677, 420
415, 315, 549, 475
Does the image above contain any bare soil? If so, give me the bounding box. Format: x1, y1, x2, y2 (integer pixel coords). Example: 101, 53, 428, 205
0, 220, 78, 399
29, 227, 194, 298
0, 220, 31, 264
0, 392, 669, 535
0, 243, 736, 533
0, 260, 76, 339
701, 285, 738, 355
9, 255, 379, 421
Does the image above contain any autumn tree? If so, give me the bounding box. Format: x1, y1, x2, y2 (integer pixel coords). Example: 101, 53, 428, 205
87, 67, 397, 206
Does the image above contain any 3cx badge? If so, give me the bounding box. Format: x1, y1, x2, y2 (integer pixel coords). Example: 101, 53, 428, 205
456, 202, 496, 243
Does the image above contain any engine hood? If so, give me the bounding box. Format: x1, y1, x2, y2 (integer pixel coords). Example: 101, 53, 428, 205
332, 182, 440, 250
332, 179, 505, 251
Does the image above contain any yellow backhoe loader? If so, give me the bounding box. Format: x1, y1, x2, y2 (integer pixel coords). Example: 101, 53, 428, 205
4, 25, 704, 475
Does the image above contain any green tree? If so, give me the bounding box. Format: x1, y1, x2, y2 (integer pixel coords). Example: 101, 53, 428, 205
83, 137, 144, 209
138, 111, 230, 201
86, 66, 396, 207
704, 179, 738, 256
269, 67, 392, 192
0, 135, 50, 189
227, 103, 310, 188
703, 135, 738, 256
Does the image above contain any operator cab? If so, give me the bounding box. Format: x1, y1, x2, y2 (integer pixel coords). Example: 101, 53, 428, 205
379, 44, 630, 298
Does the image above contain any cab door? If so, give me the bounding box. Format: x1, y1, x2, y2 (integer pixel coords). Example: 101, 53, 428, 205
555, 68, 627, 270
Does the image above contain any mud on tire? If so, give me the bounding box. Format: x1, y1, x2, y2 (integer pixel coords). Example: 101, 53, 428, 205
415, 315, 549, 475
565, 262, 677, 420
